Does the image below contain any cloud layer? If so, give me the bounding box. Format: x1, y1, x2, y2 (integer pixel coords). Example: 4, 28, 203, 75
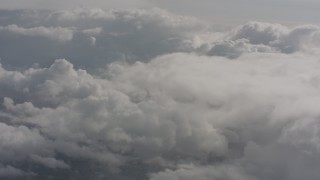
0, 8, 203, 69
1, 8, 320, 180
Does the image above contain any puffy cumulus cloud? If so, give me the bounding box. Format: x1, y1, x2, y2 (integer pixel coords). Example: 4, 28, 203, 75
2, 10, 320, 69
0, 8, 205, 69
230, 22, 288, 45
276, 25, 320, 53
2, 51, 320, 179
227, 21, 320, 55
2, 7, 320, 180
206, 39, 276, 59
196, 21, 320, 59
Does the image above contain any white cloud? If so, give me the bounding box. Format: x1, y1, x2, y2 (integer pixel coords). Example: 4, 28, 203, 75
206, 39, 276, 58
82, 27, 102, 36
2, 7, 320, 180
2, 51, 320, 179
0, 24, 73, 42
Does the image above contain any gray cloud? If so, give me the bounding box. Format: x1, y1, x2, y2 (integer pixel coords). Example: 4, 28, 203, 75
0, 24, 73, 42
204, 21, 320, 58
150, 164, 254, 180
1, 8, 320, 180
0, 8, 203, 69
2, 52, 320, 179
0, 165, 27, 178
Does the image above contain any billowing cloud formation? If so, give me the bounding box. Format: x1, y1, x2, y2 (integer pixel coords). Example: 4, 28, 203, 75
2, 9, 320, 68
0, 8, 203, 69
2, 53, 320, 179
1, 8, 320, 180
204, 22, 320, 58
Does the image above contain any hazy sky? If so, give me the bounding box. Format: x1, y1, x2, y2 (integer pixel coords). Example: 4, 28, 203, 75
0, 0, 320, 24
151, 0, 320, 24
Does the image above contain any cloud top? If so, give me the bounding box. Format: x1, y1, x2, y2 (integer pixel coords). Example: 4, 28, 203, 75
1, 8, 320, 180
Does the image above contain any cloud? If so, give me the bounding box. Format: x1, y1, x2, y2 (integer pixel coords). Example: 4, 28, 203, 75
2, 7, 320, 180
2, 51, 320, 179
228, 21, 320, 55
3, 9, 320, 70
206, 39, 276, 58
0, 165, 27, 178
30, 155, 70, 169
0, 8, 204, 69
196, 21, 320, 59
230, 22, 288, 45
0, 24, 73, 42
150, 164, 254, 180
